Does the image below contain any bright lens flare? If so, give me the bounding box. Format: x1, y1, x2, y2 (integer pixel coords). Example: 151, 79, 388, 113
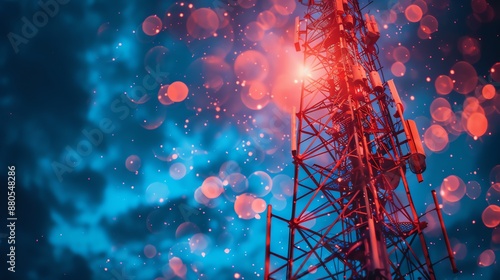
299, 66, 312, 78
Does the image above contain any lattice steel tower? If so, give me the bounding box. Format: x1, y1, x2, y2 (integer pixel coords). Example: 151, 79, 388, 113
264, 0, 456, 279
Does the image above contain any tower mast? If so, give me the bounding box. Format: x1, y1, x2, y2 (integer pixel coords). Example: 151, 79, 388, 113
265, 1, 440, 279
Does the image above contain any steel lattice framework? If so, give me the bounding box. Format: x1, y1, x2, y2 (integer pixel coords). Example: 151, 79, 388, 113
264, 1, 456, 279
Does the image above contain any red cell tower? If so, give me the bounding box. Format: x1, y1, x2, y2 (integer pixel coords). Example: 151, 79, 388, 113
264, 0, 457, 279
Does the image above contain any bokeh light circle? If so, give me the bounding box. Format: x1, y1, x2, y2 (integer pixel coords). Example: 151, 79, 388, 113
424, 124, 449, 152
434, 75, 454, 95
393, 46, 410, 63
241, 82, 271, 110
492, 227, 500, 244
458, 36, 480, 59
145, 182, 169, 204
146, 209, 169, 233
247, 171, 273, 197
472, 0, 488, 13
430, 98, 452, 123
391, 61, 406, 77
144, 244, 157, 258
234, 193, 257, 219
490, 165, 500, 183
482, 205, 500, 228
125, 155, 141, 172
257, 10, 276, 30
478, 249, 495, 267
167, 81, 189, 102
168, 256, 186, 277
270, 196, 287, 211
170, 163, 187, 180
219, 160, 241, 179
251, 198, 267, 213
440, 175, 466, 202
442, 200, 461, 216
223, 173, 248, 202
234, 50, 269, 83
238, 0, 257, 9
466, 180, 481, 200
175, 222, 200, 239
142, 15, 162, 36
158, 85, 174, 105
201, 176, 223, 199
271, 174, 294, 197
420, 15, 438, 34
414, 0, 428, 14
450, 61, 478, 94
225, 173, 248, 193
466, 112, 488, 137
482, 84, 496, 100
453, 242, 467, 261
135, 101, 167, 130
187, 8, 219, 39
462, 97, 484, 119
486, 183, 500, 205
405, 5, 423, 23
194, 186, 210, 206
490, 62, 500, 82
272, 0, 296, 16
189, 233, 210, 254
245, 21, 264, 42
